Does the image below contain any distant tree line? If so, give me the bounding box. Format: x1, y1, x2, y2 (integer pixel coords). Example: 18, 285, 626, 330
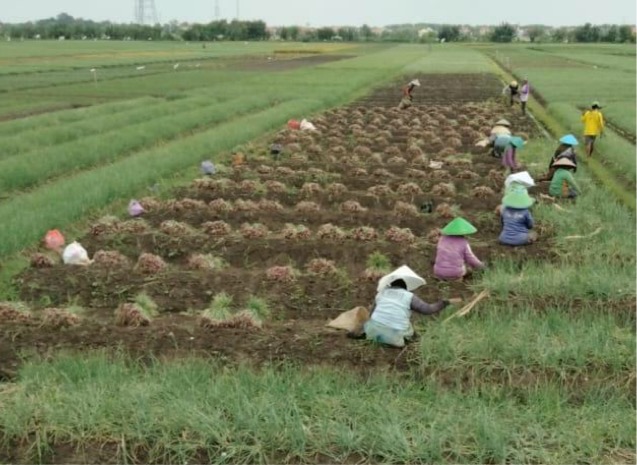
1, 14, 634, 44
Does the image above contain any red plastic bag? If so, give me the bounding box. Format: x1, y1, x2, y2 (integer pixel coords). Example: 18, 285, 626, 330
44, 229, 65, 251
287, 119, 300, 130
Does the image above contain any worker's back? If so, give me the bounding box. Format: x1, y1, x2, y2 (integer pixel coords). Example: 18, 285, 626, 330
371, 288, 413, 331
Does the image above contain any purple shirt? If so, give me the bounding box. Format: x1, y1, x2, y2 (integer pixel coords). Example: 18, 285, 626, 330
502, 147, 519, 169
434, 236, 484, 280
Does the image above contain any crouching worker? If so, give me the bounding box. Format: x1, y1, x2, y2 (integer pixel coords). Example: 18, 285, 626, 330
549, 158, 580, 199
398, 79, 420, 109
499, 185, 537, 246
434, 217, 485, 280
363, 266, 449, 348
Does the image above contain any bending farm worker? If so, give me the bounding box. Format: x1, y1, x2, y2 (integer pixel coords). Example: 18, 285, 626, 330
502, 80, 519, 106
434, 217, 485, 280
581, 101, 604, 157
487, 119, 512, 157
502, 136, 525, 172
362, 266, 449, 348
549, 158, 580, 199
539, 134, 578, 182
499, 185, 537, 246
398, 79, 420, 109
519, 79, 530, 114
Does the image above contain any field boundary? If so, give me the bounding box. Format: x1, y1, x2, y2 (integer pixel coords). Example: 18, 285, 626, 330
485, 54, 636, 210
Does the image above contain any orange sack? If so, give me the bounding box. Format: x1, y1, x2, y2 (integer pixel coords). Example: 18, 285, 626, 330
44, 229, 65, 251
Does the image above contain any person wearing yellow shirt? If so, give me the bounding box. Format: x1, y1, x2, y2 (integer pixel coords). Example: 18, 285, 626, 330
581, 101, 604, 157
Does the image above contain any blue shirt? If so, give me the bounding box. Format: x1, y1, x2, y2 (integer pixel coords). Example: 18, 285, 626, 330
499, 207, 534, 246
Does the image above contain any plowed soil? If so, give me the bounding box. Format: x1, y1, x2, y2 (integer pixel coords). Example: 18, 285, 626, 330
4, 74, 548, 379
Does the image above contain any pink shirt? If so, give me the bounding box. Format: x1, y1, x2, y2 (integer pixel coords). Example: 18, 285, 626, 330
433, 236, 484, 279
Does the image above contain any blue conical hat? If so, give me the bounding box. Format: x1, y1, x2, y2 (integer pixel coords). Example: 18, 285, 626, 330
559, 134, 578, 146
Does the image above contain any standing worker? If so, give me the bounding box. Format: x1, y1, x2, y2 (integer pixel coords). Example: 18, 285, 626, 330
519, 79, 530, 115
398, 79, 420, 109
581, 102, 604, 157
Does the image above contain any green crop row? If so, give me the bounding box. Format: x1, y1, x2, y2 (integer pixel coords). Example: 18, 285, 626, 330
0, 94, 235, 159
0, 98, 335, 257
0, 97, 159, 136
1, 352, 633, 464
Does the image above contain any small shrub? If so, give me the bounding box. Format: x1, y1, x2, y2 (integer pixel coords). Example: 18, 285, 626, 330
240, 223, 269, 239
265, 180, 287, 193
93, 250, 131, 268
209, 199, 234, 213
431, 183, 456, 197
266, 265, 299, 283
350, 226, 378, 241
281, 224, 312, 240
202, 221, 232, 236
341, 200, 368, 213
199, 292, 233, 328
472, 186, 496, 198
187, 254, 228, 271
385, 226, 416, 244
295, 201, 321, 213
160, 220, 195, 236
317, 223, 348, 241
397, 182, 423, 196
394, 201, 419, 216
90, 215, 120, 236
42, 307, 81, 329
306, 258, 338, 276
30, 253, 56, 268
135, 253, 167, 274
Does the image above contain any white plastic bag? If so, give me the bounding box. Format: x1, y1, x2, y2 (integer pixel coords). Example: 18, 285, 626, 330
300, 119, 317, 131
62, 241, 92, 265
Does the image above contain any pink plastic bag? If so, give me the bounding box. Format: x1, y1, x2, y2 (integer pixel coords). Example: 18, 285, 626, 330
128, 199, 145, 217
44, 229, 65, 251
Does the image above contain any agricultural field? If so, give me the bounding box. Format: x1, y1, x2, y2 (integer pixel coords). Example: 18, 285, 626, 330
477, 43, 636, 193
0, 43, 635, 464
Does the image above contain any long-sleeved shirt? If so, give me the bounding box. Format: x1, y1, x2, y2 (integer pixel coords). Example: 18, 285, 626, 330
581, 110, 604, 136
499, 207, 534, 246
519, 83, 530, 102
434, 236, 483, 280
502, 146, 519, 169
549, 146, 578, 171
549, 168, 580, 197
370, 287, 446, 331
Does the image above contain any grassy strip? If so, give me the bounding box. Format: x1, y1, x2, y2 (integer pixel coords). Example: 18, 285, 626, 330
485, 54, 635, 210
0, 94, 235, 159
549, 102, 636, 185
418, 307, 634, 373
481, 138, 635, 300
0, 95, 280, 194
0, 98, 334, 257
0, 97, 159, 136
0, 353, 633, 464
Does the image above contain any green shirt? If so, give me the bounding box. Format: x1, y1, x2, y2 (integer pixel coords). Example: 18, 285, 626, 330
549, 168, 580, 197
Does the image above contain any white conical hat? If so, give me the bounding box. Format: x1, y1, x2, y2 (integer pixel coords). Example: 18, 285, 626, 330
377, 265, 426, 292
409, 79, 421, 87
505, 171, 535, 189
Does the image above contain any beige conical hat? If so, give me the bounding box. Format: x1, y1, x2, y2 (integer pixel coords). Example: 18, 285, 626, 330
552, 158, 576, 168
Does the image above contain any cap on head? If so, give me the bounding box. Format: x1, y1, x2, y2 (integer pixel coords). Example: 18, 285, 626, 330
559, 134, 579, 146
592, 101, 601, 109
552, 158, 577, 169
441, 217, 477, 236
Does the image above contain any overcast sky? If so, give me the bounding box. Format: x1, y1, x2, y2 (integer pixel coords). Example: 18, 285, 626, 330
2, 0, 635, 27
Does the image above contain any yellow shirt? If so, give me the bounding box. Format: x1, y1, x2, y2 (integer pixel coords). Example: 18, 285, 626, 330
581, 110, 604, 136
